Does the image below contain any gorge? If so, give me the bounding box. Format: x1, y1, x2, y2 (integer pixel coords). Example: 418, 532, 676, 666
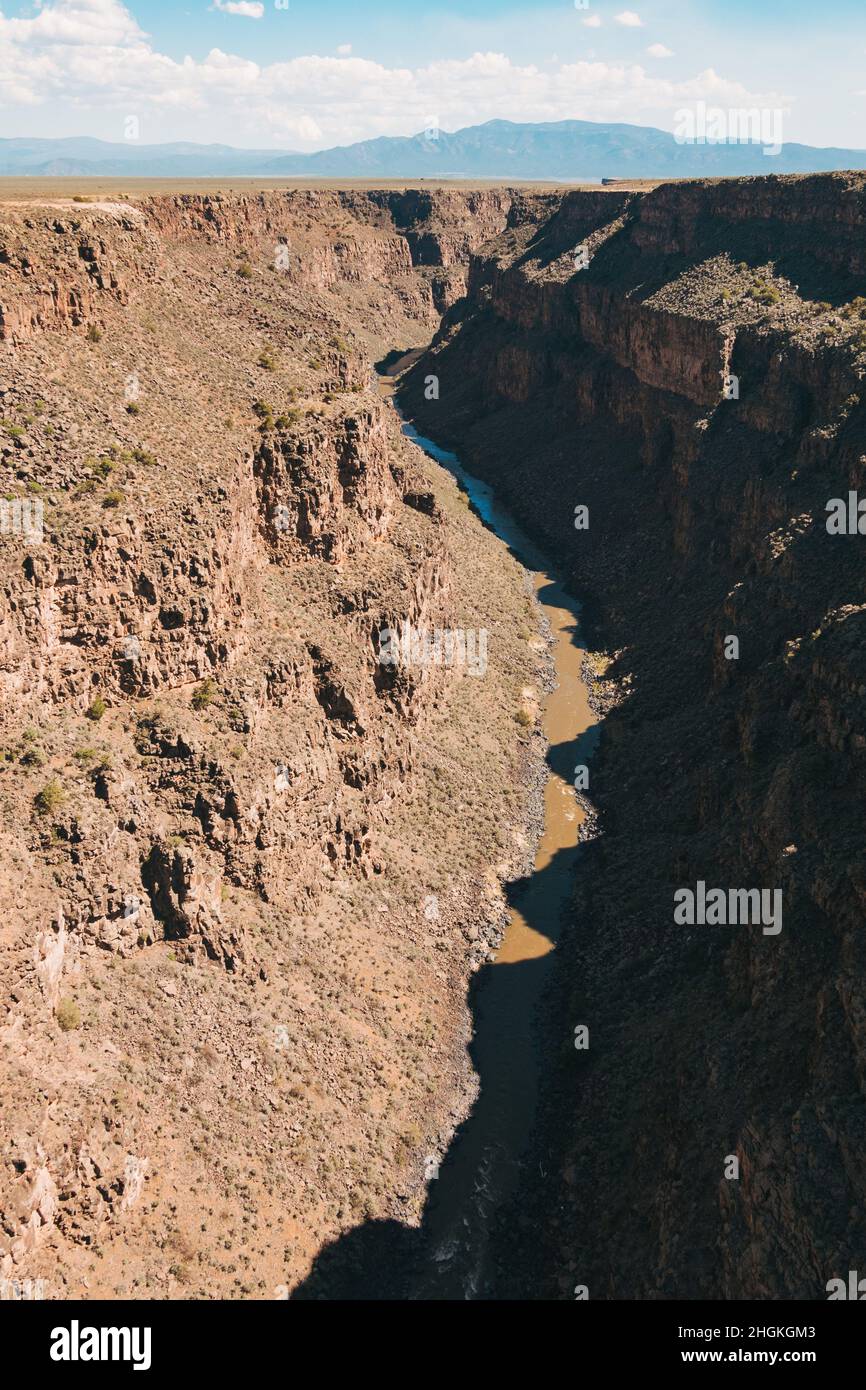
2, 172, 865, 1300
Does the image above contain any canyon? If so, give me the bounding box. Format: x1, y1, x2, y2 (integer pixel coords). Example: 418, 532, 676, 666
1, 171, 865, 1300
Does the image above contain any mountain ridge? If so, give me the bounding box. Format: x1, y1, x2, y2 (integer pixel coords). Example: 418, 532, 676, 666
2, 118, 865, 179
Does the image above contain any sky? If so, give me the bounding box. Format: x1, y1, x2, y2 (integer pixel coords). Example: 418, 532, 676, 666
1, 0, 865, 152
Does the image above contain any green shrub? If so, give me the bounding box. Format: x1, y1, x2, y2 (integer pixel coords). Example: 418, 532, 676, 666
86, 696, 107, 721
252, 399, 275, 430
56, 997, 81, 1030
748, 281, 781, 306
191, 678, 217, 711
86, 325, 102, 343
35, 779, 64, 815
102, 489, 125, 508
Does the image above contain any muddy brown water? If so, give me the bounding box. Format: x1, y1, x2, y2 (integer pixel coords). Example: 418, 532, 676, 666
378, 358, 599, 1297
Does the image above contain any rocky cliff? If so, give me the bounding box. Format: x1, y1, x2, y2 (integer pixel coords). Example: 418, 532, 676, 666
0, 189, 548, 1297
401, 171, 866, 1299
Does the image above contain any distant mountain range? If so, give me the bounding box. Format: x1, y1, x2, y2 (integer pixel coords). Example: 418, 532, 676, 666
3, 120, 865, 180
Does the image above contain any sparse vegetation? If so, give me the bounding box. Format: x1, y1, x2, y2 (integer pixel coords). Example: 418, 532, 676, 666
35, 779, 64, 816
86, 696, 107, 721
748, 279, 781, 306
192, 678, 218, 711
252, 399, 275, 430
56, 998, 81, 1030
275, 410, 300, 429
588, 652, 614, 677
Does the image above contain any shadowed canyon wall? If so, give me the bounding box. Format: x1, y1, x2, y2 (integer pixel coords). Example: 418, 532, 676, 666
401, 170, 866, 1300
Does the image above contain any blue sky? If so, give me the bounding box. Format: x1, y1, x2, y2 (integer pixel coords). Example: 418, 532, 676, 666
1, 0, 865, 151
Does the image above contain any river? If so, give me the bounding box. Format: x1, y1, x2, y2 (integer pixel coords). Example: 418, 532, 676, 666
378, 355, 600, 1298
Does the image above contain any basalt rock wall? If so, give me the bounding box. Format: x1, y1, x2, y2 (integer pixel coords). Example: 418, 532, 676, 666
401, 170, 866, 1300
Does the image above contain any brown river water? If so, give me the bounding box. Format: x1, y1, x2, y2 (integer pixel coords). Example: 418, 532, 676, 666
378, 358, 600, 1297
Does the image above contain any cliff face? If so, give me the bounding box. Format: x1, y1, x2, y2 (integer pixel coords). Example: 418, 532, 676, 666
401, 172, 866, 1299
5, 171, 865, 1303
138, 187, 555, 320
0, 191, 546, 1297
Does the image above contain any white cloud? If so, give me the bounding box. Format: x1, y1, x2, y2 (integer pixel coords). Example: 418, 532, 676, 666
582, 14, 602, 27
615, 11, 644, 26
647, 43, 673, 58
0, 0, 786, 150
0, 0, 144, 46
337, 43, 352, 55
211, 0, 265, 16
